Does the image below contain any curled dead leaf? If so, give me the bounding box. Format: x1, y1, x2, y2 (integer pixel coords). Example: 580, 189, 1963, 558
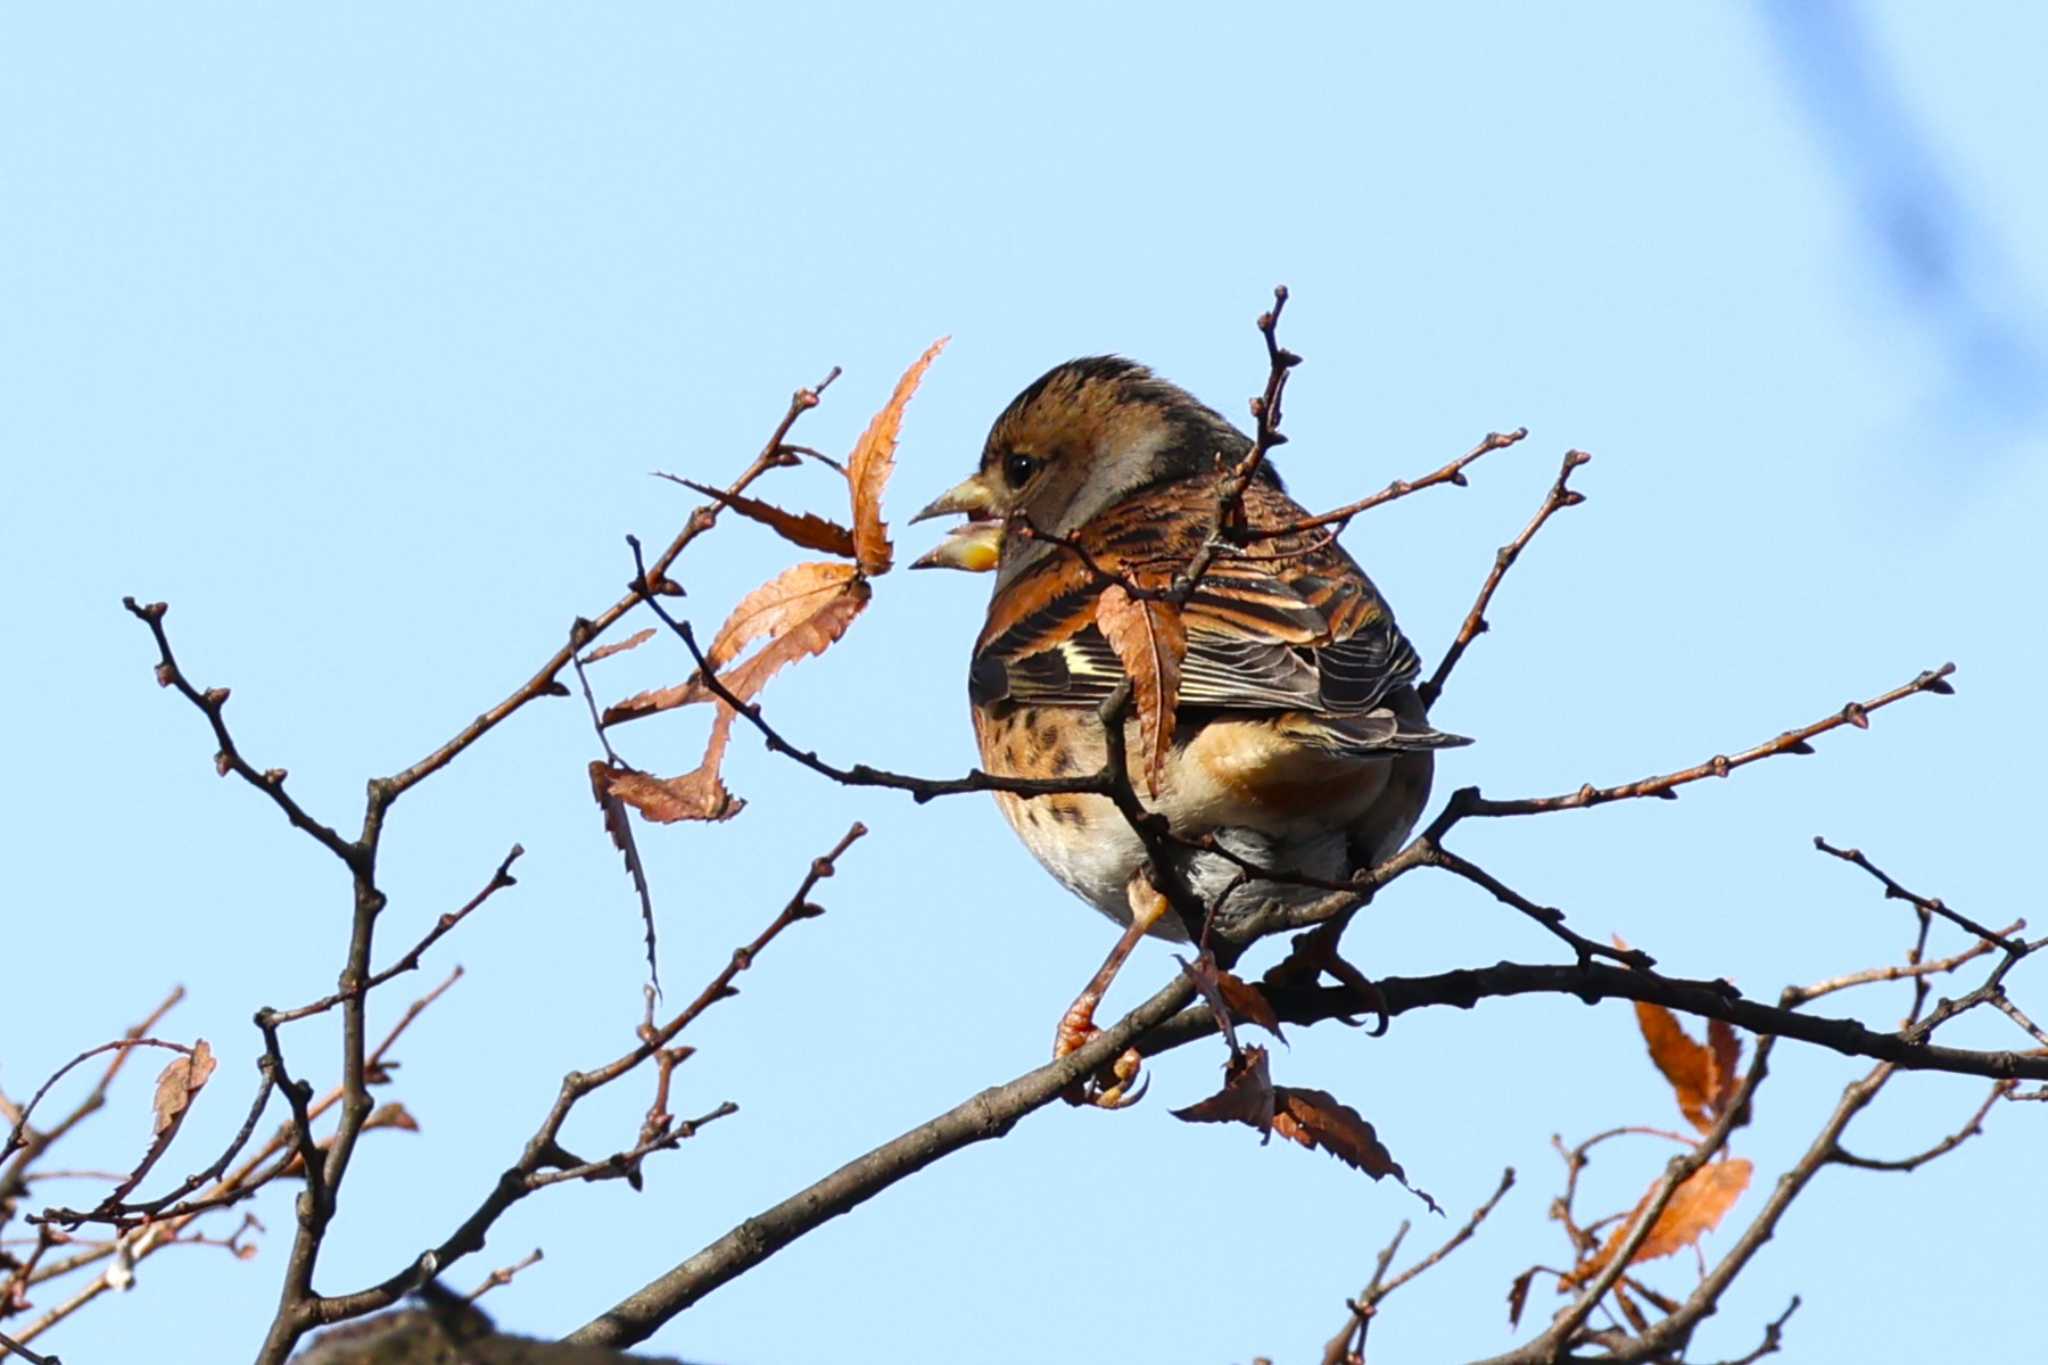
1171, 1044, 1276, 1135
674, 480, 858, 559
848, 337, 948, 576
598, 710, 746, 825
1216, 970, 1285, 1042
579, 627, 657, 666
1094, 583, 1186, 796
152, 1039, 216, 1136
364, 1102, 420, 1133
1180, 955, 1286, 1049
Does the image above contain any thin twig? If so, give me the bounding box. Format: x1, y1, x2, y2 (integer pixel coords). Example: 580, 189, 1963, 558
1813, 838, 2022, 954
1419, 448, 1589, 711
1259, 427, 1530, 536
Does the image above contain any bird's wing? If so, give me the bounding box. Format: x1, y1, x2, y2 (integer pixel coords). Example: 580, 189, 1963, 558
970, 486, 1457, 752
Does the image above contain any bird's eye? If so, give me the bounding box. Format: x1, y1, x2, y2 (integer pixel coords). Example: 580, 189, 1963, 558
1002, 451, 1039, 488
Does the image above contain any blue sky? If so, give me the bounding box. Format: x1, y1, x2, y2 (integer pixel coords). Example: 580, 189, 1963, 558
4, 3, 2043, 1361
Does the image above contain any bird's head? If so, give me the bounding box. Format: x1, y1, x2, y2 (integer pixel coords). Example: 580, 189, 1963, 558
912, 357, 1267, 573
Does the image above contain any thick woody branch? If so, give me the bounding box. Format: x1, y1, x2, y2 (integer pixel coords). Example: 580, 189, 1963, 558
566, 933, 2044, 1351
1145, 963, 2048, 1082
565, 972, 1200, 1349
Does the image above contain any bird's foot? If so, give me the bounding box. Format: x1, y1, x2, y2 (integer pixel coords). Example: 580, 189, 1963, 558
1054, 1003, 1147, 1109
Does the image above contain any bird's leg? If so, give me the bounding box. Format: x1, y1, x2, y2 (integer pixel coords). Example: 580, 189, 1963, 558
1054, 875, 1168, 1108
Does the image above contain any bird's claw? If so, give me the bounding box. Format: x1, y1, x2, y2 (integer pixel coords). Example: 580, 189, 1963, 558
1054, 1015, 1149, 1109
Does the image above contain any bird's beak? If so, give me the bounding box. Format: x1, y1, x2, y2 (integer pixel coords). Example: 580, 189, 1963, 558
911, 472, 997, 524
910, 519, 1004, 572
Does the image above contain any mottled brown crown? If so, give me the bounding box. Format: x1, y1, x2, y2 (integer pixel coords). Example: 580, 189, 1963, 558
978, 357, 1280, 505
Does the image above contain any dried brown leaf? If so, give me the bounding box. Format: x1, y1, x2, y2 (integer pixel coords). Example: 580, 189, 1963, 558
1563, 1158, 1754, 1288
364, 1102, 420, 1133
599, 709, 746, 824
1272, 1087, 1438, 1211
579, 627, 657, 666
848, 337, 947, 576
1094, 583, 1186, 795
1707, 1018, 1743, 1116
603, 562, 866, 725
676, 480, 858, 559
1507, 1267, 1539, 1328
1171, 1044, 1276, 1134
589, 758, 656, 925
1635, 999, 1715, 1131
1216, 970, 1285, 1041
1182, 954, 1284, 1044
713, 575, 870, 705
152, 1039, 216, 1136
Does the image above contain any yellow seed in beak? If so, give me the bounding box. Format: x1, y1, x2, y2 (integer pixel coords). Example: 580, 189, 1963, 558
910, 519, 1005, 572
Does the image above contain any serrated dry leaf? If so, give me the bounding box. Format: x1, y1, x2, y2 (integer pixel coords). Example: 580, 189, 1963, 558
847, 337, 948, 576
1562, 1158, 1754, 1288
589, 758, 657, 964
152, 1039, 216, 1136
599, 709, 745, 825
1272, 1086, 1439, 1211
1633, 1000, 1716, 1132
677, 480, 858, 559
1171, 1044, 1276, 1134
709, 575, 870, 705
701, 560, 866, 677
603, 562, 866, 725
1095, 583, 1186, 796
579, 627, 657, 666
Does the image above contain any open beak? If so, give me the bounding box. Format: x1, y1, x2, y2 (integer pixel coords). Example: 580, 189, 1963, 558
911, 472, 997, 524
910, 518, 1004, 572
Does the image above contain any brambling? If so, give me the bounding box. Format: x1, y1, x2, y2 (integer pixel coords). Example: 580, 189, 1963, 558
915, 357, 1465, 1100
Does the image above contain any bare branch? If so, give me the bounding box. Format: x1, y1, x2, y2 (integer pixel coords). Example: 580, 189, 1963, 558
1814, 837, 2023, 953
373, 366, 842, 809
1263, 426, 1530, 536
1420, 448, 1589, 711
119, 598, 359, 866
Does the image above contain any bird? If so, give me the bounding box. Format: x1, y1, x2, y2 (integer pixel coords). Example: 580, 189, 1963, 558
912, 356, 1466, 1103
